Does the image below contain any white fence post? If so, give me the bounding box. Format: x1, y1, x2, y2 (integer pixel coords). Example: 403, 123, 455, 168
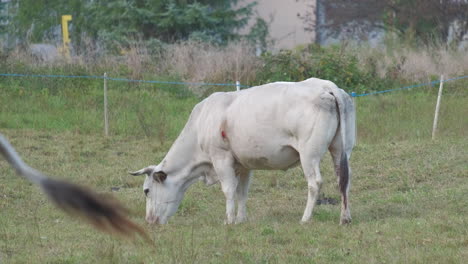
351, 92, 357, 145
104, 73, 109, 137
236, 81, 240, 92
432, 75, 444, 140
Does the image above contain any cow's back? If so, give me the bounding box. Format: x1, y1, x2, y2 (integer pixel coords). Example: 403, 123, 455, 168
221, 78, 341, 169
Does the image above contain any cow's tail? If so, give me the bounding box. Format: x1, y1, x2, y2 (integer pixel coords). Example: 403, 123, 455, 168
330, 90, 350, 208
0, 134, 44, 184
0, 134, 149, 240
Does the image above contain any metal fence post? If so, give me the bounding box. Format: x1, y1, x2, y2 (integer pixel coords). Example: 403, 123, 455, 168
351, 92, 357, 145
104, 73, 109, 137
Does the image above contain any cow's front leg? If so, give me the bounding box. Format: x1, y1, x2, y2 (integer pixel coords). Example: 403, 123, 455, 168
213, 157, 238, 224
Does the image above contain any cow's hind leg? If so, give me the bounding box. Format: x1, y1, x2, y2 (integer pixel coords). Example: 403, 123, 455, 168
330, 141, 352, 225
300, 154, 324, 223
299, 108, 337, 223
235, 169, 251, 224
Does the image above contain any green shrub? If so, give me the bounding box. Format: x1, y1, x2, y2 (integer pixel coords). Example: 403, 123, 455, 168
255, 44, 400, 94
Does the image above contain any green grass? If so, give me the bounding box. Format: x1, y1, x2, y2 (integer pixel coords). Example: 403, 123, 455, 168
0, 77, 467, 263
0, 79, 198, 143
0, 130, 466, 263
356, 89, 468, 143
1, 76, 466, 144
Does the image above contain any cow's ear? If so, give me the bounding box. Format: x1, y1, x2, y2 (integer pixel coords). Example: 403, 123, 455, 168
152, 171, 167, 183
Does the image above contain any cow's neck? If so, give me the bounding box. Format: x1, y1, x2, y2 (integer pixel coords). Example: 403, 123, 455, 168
161, 122, 210, 184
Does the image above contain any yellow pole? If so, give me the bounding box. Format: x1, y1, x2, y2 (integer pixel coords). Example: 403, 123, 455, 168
61, 15, 72, 59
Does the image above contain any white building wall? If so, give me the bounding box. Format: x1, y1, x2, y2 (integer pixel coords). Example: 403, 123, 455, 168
240, 0, 316, 50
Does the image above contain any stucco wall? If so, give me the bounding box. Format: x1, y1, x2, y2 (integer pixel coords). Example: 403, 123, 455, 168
241, 0, 316, 50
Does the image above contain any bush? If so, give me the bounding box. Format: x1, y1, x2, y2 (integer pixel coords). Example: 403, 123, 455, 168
254, 44, 400, 94
1, 39, 466, 96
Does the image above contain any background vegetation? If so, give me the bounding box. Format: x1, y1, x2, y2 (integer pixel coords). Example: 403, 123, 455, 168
0, 40, 467, 263
5, 0, 265, 50
0, 38, 467, 146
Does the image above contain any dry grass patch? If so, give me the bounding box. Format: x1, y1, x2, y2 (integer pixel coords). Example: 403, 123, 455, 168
355, 43, 468, 81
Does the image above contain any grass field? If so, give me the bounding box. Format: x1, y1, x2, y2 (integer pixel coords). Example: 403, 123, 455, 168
0, 79, 467, 263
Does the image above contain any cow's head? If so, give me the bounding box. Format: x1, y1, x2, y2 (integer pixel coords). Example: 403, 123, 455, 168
129, 165, 184, 224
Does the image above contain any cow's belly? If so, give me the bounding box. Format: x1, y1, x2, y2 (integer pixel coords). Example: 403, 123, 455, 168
231, 135, 300, 170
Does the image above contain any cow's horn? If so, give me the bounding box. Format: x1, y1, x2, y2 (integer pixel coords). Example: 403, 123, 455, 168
129, 166, 156, 176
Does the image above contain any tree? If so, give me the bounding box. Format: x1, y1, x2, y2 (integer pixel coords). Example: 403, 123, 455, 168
303, 0, 468, 44
0, 0, 10, 33
9, 0, 258, 47
8, 0, 84, 42
85, 0, 255, 43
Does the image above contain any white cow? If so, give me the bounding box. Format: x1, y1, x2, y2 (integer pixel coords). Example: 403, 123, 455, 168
131, 78, 356, 225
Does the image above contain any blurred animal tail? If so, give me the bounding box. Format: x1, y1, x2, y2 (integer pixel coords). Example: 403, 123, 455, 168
0, 134, 150, 242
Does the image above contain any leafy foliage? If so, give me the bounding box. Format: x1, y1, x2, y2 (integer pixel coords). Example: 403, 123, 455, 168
246, 17, 270, 53
8, 0, 257, 48
8, 0, 81, 42
0, 1, 8, 32
255, 44, 397, 94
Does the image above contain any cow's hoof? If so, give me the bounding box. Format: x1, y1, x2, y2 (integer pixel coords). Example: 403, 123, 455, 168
235, 217, 247, 224
224, 219, 235, 225
340, 218, 352, 225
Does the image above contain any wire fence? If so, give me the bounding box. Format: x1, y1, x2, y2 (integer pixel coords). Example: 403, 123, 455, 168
350, 75, 468, 97
0, 73, 249, 88
1, 72, 467, 97
1, 71, 466, 140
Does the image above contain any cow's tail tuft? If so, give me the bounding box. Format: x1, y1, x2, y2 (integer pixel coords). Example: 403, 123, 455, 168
339, 152, 349, 208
